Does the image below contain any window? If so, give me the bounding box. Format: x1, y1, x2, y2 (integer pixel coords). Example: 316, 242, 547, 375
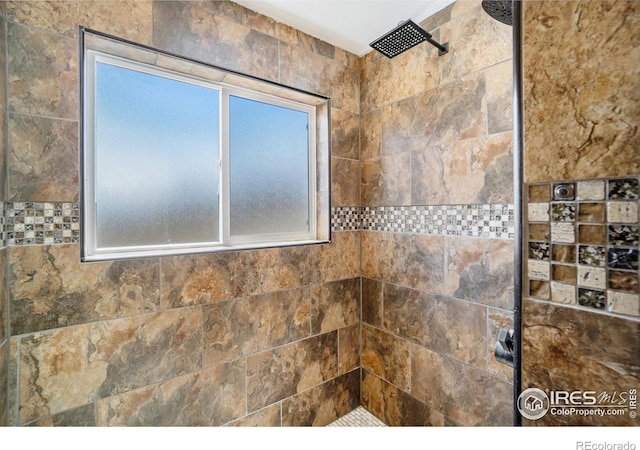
81, 29, 330, 261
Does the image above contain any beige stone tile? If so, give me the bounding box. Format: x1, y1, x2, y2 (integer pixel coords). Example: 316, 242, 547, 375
577, 180, 606, 201
550, 282, 576, 305
551, 222, 576, 243
607, 202, 638, 223
528, 203, 550, 222
577, 266, 607, 289
528, 259, 550, 281
607, 291, 640, 317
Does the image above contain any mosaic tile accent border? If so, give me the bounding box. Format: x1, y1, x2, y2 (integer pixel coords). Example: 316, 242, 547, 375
526, 177, 640, 318
332, 204, 515, 239
3, 202, 80, 246
0, 202, 514, 248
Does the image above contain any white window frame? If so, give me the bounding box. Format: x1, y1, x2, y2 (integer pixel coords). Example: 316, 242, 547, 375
82, 49, 319, 261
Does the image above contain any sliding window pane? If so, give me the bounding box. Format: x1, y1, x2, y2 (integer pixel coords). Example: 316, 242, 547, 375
229, 95, 310, 236
94, 62, 220, 248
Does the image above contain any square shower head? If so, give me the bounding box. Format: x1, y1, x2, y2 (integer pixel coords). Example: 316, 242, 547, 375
370, 19, 433, 58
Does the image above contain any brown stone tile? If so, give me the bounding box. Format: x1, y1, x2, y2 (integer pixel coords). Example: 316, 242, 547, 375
316, 231, 360, 283
331, 157, 359, 206
552, 264, 577, 284
331, 108, 359, 160
360, 38, 441, 113
486, 60, 513, 134
381, 75, 485, 154
281, 369, 359, 426
441, 3, 512, 83
311, 278, 359, 334
362, 277, 383, 327
0, 19, 6, 113
608, 270, 639, 293
578, 224, 606, 245
373, 152, 411, 206
196, 0, 277, 37
225, 404, 281, 427
529, 280, 549, 299
410, 144, 448, 205
0, 250, 6, 343
578, 203, 606, 223
0, 341, 7, 427
528, 184, 551, 202
523, 1, 640, 182
246, 332, 338, 412
361, 324, 410, 391
522, 298, 640, 425
445, 237, 514, 309
529, 223, 550, 242
6, 0, 153, 41
8, 23, 77, 118
9, 245, 160, 335
360, 110, 381, 161
338, 324, 359, 375
0, 109, 6, 202
152, 1, 279, 82
487, 308, 514, 382
278, 244, 321, 289
203, 288, 311, 365
8, 114, 78, 202
276, 22, 335, 59
426, 133, 512, 205
160, 248, 280, 309
89, 308, 203, 399
97, 361, 245, 426
27, 404, 95, 427
361, 370, 446, 426
551, 244, 576, 263
383, 284, 487, 369
411, 345, 512, 426
362, 232, 445, 294
7, 338, 18, 426
280, 42, 359, 114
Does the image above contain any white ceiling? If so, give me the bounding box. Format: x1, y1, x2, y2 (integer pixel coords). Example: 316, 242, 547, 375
234, 0, 457, 56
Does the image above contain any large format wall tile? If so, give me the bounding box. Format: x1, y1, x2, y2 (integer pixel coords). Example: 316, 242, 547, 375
362, 231, 445, 294
28, 404, 95, 427
7, 23, 77, 119
411, 345, 512, 426
0, 250, 6, 342
338, 324, 359, 375
8, 114, 78, 202
18, 307, 202, 424
6, 0, 153, 42
522, 299, 639, 426
383, 283, 487, 369
0, 341, 7, 426
445, 237, 514, 309
281, 369, 359, 426
361, 324, 410, 391
362, 277, 383, 327
152, 1, 279, 82
203, 288, 311, 365
311, 278, 359, 334
361, 369, 449, 426
331, 107, 359, 160
10, 245, 160, 335
226, 404, 281, 427
97, 361, 244, 426
246, 332, 338, 412
331, 157, 360, 207
523, 1, 640, 182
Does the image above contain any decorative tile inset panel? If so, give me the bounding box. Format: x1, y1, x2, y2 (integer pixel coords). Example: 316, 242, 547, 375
4, 202, 79, 246
526, 177, 640, 317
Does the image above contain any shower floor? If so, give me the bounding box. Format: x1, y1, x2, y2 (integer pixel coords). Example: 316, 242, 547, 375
327, 406, 387, 427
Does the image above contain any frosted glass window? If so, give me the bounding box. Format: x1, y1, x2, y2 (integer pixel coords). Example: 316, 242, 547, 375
229, 96, 310, 236
93, 60, 220, 249
82, 31, 327, 262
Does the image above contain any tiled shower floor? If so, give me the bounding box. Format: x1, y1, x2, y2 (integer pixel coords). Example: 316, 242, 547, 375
327, 407, 387, 427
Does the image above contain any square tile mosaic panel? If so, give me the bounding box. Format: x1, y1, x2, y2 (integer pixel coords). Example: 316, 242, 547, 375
3, 202, 80, 246
526, 177, 640, 317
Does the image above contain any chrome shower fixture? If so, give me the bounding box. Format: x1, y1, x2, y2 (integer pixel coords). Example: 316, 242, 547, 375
370, 19, 448, 58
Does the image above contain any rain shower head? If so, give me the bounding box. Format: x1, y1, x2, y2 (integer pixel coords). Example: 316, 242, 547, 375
370, 19, 448, 58
481, 0, 513, 26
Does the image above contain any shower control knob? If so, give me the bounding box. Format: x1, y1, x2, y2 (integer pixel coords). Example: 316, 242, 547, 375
494, 328, 515, 367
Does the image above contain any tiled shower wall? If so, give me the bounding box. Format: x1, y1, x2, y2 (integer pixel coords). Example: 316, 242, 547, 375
357, 2, 515, 426
0, 4, 7, 427
1, 0, 362, 426
522, 1, 640, 426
